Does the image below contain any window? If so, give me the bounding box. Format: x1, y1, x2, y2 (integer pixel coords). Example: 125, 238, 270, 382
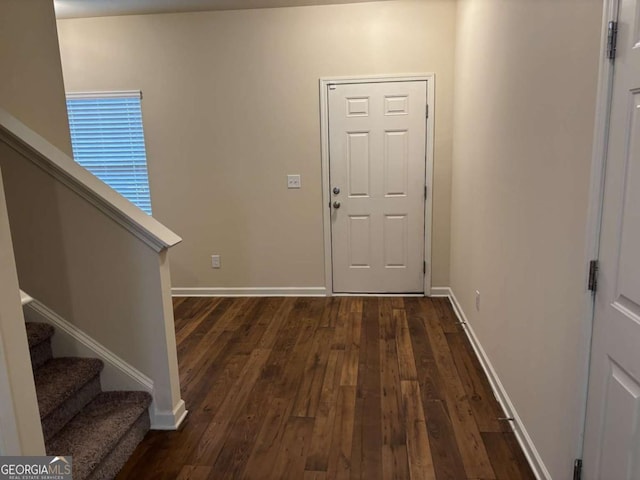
66, 91, 153, 214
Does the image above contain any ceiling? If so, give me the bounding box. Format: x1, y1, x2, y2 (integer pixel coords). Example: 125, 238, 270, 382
54, 0, 390, 19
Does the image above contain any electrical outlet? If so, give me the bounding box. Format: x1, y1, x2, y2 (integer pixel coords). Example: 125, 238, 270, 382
475, 290, 481, 311
211, 255, 221, 269
287, 174, 301, 189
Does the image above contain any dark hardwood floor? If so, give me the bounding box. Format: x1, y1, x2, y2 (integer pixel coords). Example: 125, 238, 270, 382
116, 297, 535, 480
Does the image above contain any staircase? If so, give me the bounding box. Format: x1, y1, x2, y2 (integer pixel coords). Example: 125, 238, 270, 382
26, 322, 152, 480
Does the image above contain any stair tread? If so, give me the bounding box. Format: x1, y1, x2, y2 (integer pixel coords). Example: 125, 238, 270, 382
46, 391, 152, 480
34, 357, 103, 419
26, 322, 54, 348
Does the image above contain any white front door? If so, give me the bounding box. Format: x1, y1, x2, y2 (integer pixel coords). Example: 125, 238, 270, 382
328, 81, 427, 293
583, 2, 640, 478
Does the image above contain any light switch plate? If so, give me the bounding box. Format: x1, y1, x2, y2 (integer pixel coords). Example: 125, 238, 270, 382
287, 174, 301, 189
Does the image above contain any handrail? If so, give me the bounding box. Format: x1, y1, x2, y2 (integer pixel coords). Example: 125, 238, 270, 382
0, 108, 181, 252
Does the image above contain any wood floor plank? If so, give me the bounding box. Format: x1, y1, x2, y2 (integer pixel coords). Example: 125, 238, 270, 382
292, 327, 333, 418
239, 396, 293, 478
395, 309, 418, 381
326, 385, 357, 480
404, 297, 448, 401
190, 347, 271, 465
432, 297, 463, 334
269, 416, 315, 479
320, 296, 341, 328
447, 331, 508, 433
174, 297, 222, 345
178, 297, 255, 392
176, 466, 211, 480
401, 381, 436, 480
215, 299, 315, 477
340, 309, 362, 387
270, 299, 324, 400
423, 399, 468, 480
304, 471, 328, 480
482, 432, 537, 480
305, 349, 344, 472
352, 297, 383, 480
210, 379, 282, 477
332, 298, 350, 350
172, 296, 188, 308
257, 296, 296, 350
185, 298, 277, 415
118, 297, 535, 480
379, 299, 410, 480
420, 300, 496, 479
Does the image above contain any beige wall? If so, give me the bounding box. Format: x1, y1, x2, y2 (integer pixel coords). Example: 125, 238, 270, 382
450, 0, 602, 477
0, 0, 71, 154
0, 167, 45, 456
56, 0, 456, 289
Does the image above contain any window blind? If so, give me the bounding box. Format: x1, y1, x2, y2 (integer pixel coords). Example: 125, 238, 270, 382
66, 91, 152, 214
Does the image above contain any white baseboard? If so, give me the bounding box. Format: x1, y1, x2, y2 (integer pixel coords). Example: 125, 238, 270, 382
151, 399, 188, 430
23, 299, 184, 430
445, 289, 551, 480
332, 293, 424, 297
429, 286, 452, 297
172, 287, 327, 297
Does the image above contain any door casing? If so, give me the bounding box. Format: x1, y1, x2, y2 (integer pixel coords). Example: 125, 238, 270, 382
579, 0, 621, 467
319, 74, 435, 296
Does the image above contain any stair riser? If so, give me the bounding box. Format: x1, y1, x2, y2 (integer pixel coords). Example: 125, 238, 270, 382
30, 340, 53, 369
86, 412, 150, 480
43, 375, 101, 442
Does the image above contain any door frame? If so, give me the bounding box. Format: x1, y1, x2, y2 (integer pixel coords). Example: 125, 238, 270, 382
319, 74, 435, 296
578, 0, 619, 463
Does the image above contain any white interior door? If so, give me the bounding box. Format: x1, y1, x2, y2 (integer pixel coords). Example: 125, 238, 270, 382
328, 81, 427, 293
583, 2, 640, 478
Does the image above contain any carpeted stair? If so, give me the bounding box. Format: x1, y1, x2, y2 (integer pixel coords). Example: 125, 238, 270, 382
26, 322, 151, 480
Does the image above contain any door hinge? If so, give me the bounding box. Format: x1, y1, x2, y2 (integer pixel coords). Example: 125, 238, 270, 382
423, 261, 426, 274
328, 84, 337, 91
426, 104, 429, 119
573, 459, 582, 480
588, 260, 599, 292
424, 185, 428, 199
607, 21, 618, 60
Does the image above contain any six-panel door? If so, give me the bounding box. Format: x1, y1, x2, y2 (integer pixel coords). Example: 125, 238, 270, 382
328, 81, 427, 293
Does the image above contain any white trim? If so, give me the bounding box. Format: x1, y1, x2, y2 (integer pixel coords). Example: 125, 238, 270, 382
332, 293, 424, 297
422, 76, 435, 297
172, 287, 328, 297
66, 90, 142, 100
578, 0, 619, 460
429, 286, 451, 297
24, 300, 153, 391
445, 289, 551, 480
19, 290, 33, 306
151, 399, 188, 430
0, 108, 181, 253
319, 74, 435, 296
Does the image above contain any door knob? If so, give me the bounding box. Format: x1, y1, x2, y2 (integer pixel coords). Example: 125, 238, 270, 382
333, 201, 341, 209
333, 187, 340, 195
